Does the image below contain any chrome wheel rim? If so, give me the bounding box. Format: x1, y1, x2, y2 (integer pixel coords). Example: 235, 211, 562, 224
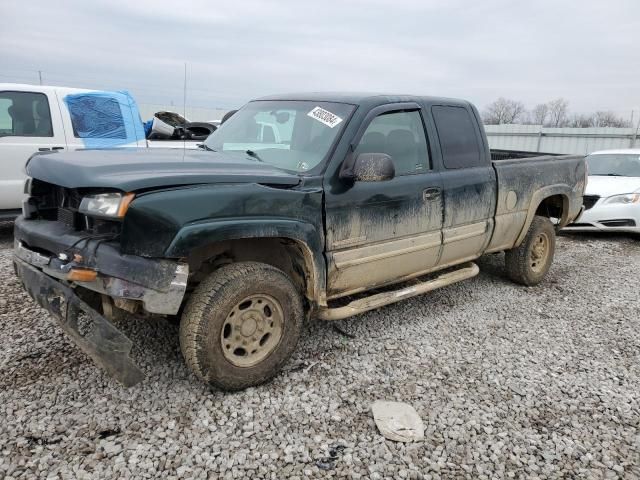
221, 294, 284, 367
530, 232, 550, 273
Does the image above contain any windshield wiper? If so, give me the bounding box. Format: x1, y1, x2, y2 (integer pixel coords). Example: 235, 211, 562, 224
198, 143, 216, 152
245, 149, 264, 162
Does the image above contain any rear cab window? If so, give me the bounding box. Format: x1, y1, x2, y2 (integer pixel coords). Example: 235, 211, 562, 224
432, 105, 483, 169
0, 91, 53, 137
66, 95, 126, 139
61, 90, 146, 148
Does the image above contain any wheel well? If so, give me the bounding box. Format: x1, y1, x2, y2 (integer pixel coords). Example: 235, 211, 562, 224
535, 194, 568, 224
186, 238, 315, 301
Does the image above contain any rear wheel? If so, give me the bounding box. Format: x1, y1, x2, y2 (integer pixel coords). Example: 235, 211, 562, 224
505, 216, 556, 286
179, 262, 303, 390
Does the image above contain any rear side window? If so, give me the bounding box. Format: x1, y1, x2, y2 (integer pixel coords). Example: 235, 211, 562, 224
432, 105, 482, 169
0, 91, 53, 137
66, 95, 126, 139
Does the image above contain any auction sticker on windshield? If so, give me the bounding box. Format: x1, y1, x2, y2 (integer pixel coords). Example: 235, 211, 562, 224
307, 106, 343, 128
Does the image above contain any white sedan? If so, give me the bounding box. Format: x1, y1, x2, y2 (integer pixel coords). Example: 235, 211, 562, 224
566, 148, 640, 234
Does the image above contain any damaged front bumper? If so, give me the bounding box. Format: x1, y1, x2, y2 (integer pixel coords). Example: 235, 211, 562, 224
14, 240, 189, 316
14, 258, 145, 386
12, 217, 189, 386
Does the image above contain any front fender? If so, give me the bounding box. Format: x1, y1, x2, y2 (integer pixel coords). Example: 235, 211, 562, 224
165, 217, 327, 304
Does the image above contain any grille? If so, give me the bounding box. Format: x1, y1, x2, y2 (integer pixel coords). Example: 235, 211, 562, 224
57, 208, 78, 228
30, 180, 121, 235
583, 195, 600, 210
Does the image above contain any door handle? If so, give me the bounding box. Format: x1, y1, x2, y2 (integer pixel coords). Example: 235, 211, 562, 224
38, 147, 64, 152
423, 187, 441, 201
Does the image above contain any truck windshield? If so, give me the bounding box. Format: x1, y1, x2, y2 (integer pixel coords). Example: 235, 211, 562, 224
204, 100, 355, 173
587, 154, 640, 177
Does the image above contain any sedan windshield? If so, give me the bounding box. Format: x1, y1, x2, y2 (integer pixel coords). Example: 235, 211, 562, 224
204, 100, 355, 173
587, 153, 640, 177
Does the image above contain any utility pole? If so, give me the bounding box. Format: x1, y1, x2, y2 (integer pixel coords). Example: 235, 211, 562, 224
183, 63, 187, 122
38, 70, 42, 85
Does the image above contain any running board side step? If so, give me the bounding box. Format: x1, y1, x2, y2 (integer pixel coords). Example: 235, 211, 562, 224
317, 262, 479, 321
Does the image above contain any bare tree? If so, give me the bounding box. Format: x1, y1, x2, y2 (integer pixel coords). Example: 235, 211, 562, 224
567, 114, 594, 128
591, 111, 631, 128
531, 103, 549, 125
518, 111, 535, 125
482, 96, 632, 128
482, 98, 526, 125
547, 98, 570, 127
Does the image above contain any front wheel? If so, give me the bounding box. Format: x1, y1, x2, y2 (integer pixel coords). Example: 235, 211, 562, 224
505, 216, 556, 286
179, 262, 303, 390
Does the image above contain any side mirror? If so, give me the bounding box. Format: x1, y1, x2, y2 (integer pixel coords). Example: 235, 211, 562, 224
352, 153, 395, 182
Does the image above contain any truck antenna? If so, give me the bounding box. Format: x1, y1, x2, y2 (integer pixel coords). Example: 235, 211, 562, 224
183, 62, 187, 154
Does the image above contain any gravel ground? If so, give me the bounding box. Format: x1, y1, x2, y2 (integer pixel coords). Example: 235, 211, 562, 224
0, 228, 639, 479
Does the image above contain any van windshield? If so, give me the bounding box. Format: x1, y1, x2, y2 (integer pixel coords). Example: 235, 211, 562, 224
204, 100, 355, 173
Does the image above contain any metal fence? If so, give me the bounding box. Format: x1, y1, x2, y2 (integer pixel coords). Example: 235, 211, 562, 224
485, 124, 639, 154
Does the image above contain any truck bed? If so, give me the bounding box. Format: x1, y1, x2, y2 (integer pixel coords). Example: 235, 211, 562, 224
490, 149, 560, 161
487, 152, 586, 253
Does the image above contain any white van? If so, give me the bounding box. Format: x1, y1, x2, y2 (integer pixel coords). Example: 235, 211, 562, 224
0, 83, 147, 219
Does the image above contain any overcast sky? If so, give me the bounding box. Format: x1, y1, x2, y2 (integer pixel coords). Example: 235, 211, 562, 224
1, 0, 638, 115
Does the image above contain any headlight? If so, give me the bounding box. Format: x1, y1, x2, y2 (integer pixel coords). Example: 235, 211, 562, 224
603, 193, 640, 205
79, 192, 135, 219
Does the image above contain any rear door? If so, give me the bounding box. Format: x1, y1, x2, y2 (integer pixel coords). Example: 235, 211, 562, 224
324, 103, 443, 298
0, 88, 67, 211
430, 104, 496, 267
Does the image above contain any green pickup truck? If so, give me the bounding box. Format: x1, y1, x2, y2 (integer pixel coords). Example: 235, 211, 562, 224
13, 93, 586, 389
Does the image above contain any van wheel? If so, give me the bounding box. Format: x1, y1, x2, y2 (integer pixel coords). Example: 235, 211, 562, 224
505, 216, 556, 286
179, 262, 303, 391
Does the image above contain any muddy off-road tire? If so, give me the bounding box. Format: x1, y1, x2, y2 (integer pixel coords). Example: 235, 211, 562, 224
505, 216, 556, 286
179, 262, 303, 391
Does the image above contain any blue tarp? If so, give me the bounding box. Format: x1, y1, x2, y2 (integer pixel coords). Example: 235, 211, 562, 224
63, 90, 145, 148
143, 119, 154, 138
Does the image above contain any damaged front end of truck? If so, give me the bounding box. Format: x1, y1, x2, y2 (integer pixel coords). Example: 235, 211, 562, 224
13, 179, 189, 386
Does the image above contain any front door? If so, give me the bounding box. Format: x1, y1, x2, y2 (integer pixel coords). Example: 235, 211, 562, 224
324, 106, 443, 299
0, 89, 67, 210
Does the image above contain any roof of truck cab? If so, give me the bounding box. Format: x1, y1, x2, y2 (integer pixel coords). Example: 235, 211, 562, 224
0, 83, 94, 96
254, 92, 472, 108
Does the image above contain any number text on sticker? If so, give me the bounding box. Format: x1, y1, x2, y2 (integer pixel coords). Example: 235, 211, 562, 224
307, 107, 343, 128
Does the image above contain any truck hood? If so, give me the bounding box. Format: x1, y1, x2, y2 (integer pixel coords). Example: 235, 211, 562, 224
26, 148, 301, 191
585, 175, 640, 197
